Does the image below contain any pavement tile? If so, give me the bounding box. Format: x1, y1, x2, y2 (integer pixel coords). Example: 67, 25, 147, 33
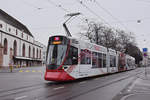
120, 68, 150, 100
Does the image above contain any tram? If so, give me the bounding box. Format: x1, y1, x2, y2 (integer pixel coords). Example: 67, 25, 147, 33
44, 13, 135, 81
44, 35, 135, 81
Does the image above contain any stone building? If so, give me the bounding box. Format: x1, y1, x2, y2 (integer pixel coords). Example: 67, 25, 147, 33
0, 9, 45, 68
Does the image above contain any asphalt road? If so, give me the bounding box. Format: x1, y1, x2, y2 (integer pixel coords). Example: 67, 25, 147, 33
0, 67, 145, 100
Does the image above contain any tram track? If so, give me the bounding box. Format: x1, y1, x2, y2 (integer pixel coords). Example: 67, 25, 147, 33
0, 81, 66, 98
0, 83, 46, 97
38, 70, 143, 100
65, 73, 141, 100
0, 69, 143, 100
0, 79, 82, 98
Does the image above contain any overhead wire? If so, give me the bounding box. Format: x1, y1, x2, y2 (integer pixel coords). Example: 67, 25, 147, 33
136, 0, 150, 3
20, 0, 43, 10
94, 0, 129, 31
46, 0, 91, 27
46, 0, 83, 23
47, 0, 70, 13
110, 17, 150, 24
75, 0, 112, 27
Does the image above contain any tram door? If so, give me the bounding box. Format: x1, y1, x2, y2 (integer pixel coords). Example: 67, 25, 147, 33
79, 49, 91, 76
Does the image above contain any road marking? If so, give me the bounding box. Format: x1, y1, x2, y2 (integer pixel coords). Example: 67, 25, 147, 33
32, 70, 36, 72
94, 78, 99, 80
128, 79, 138, 91
25, 70, 30, 72
53, 86, 64, 90
15, 96, 27, 100
121, 94, 135, 100
127, 89, 131, 92
19, 70, 23, 72
79, 81, 87, 84
19, 70, 42, 73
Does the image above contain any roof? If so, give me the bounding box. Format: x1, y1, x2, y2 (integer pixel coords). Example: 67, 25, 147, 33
0, 9, 33, 37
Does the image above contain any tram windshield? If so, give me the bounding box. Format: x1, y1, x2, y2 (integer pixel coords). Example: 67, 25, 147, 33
46, 36, 78, 70
46, 45, 67, 70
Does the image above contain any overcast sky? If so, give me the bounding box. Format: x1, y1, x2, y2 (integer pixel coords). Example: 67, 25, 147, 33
0, 0, 150, 51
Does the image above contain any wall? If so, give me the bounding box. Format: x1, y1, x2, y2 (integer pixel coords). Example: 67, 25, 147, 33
0, 19, 44, 67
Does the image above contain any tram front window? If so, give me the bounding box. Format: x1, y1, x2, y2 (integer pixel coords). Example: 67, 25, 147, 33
47, 45, 67, 70
46, 45, 78, 70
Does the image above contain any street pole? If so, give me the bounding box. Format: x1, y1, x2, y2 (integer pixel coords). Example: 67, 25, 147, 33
145, 56, 148, 77
145, 57, 147, 76
143, 48, 148, 77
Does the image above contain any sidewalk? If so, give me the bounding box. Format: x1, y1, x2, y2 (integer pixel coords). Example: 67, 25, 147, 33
0, 67, 18, 73
0, 66, 45, 73
119, 67, 150, 100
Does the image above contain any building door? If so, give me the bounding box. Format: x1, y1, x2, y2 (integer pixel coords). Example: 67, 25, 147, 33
9, 48, 13, 67
0, 44, 3, 67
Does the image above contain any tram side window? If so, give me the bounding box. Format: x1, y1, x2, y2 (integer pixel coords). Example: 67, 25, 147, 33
98, 53, 102, 68
86, 50, 91, 64
80, 49, 91, 64
103, 54, 106, 68
127, 59, 131, 67
72, 46, 78, 64
113, 56, 116, 67
92, 52, 98, 68
110, 55, 116, 67
80, 50, 86, 64
64, 46, 78, 65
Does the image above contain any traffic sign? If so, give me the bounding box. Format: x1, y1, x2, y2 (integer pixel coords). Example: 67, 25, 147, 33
143, 52, 147, 57
143, 48, 148, 52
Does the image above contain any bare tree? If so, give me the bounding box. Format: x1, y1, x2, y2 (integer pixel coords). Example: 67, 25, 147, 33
78, 20, 142, 64
79, 20, 137, 51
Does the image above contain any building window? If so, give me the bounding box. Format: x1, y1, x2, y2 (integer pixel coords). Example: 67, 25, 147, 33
22, 43, 25, 57
27, 35, 28, 40
37, 48, 38, 58
4, 38, 8, 55
22, 33, 23, 38
9, 28, 11, 32
0, 24, 2, 28
29, 46, 31, 58
13, 40, 17, 56
33, 47, 35, 58
40, 50, 41, 59
16, 29, 18, 35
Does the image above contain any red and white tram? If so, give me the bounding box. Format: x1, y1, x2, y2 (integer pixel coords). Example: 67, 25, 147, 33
45, 35, 135, 81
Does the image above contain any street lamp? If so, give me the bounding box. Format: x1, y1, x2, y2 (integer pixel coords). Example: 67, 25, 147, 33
63, 12, 81, 37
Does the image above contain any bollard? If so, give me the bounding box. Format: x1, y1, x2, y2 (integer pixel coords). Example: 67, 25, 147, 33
9, 65, 13, 72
